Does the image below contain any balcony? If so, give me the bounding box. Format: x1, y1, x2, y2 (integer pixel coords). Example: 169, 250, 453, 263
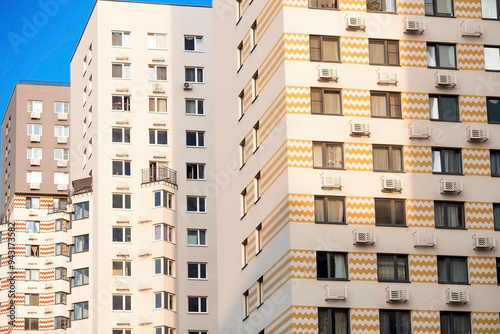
142, 166, 177, 188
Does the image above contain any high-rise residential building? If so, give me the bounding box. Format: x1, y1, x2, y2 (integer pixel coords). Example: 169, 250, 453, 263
214, 1, 500, 334
1, 81, 71, 331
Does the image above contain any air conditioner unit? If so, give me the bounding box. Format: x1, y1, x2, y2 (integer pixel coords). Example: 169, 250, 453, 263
324, 284, 347, 300
349, 120, 371, 136
381, 175, 402, 192
321, 173, 342, 190
30, 159, 40, 166
353, 229, 375, 245
57, 113, 68, 121
153, 83, 165, 93
435, 72, 457, 88
461, 19, 483, 37
117, 248, 129, 257
386, 287, 409, 302
466, 125, 489, 142
138, 248, 152, 258
45, 258, 54, 265
345, 14, 366, 30
57, 136, 68, 144
413, 230, 436, 247
57, 184, 68, 191
403, 16, 425, 33
183, 82, 193, 90
31, 112, 41, 119
116, 316, 131, 326
45, 282, 53, 289
30, 183, 40, 190
115, 280, 129, 291
30, 135, 41, 143
408, 122, 431, 139
44, 307, 53, 314
473, 234, 496, 250
318, 67, 338, 81
440, 179, 463, 194
57, 160, 68, 168
446, 288, 469, 304
377, 69, 398, 85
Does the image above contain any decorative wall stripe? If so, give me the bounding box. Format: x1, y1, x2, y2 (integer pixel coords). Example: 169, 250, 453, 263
404, 146, 433, 173
412, 310, 440, 334
283, 0, 308, 7
242, 80, 253, 117
261, 142, 288, 195
460, 95, 487, 123
292, 306, 318, 333
409, 254, 438, 283
290, 250, 316, 279
406, 200, 435, 227
247, 228, 256, 263
344, 143, 373, 171
350, 308, 379, 334
266, 306, 293, 334
346, 197, 375, 225
286, 86, 310, 114
248, 280, 259, 314
259, 36, 285, 92
349, 252, 377, 281
463, 148, 490, 176
457, 43, 485, 70
402, 92, 429, 120
264, 251, 291, 300
397, 0, 426, 15
245, 178, 256, 213
455, 0, 482, 18
341, 37, 369, 64
469, 256, 497, 285
400, 40, 427, 67
241, 31, 252, 64
289, 194, 315, 223
256, 0, 283, 45
471, 312, 500, 334
466, 202, 494, 230
243, 128, 254, 164
287, 140, 313, 168
262, 196, 290, 247
260, 88, 286, 145
339, 0, 366, 11
343, 89, 371, 117
284, 33, 309, 61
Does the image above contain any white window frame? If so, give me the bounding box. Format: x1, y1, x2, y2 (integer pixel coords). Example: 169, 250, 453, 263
185, 67, 204, 83
187, 163, 206, 180
54, 125, 69, 138
112, 95, 131, 111
54, 149, 69, 161
27, 124, 42, 136
184, 35, 203, 52
25, 269, 40, 281
112, 160, 131, 176
148, 33, 167, 50
149, 129, 169, 145
188, 296, 208, 313
154, 291, 175, 310
154, 190, 173, 208
485, 46, 500, 71
28, 101, 43, 113
187, 229, 206, 246
112, 260, 132, 277
185, 99, 205, 115
25, 221, 40, 233
149, 65, 168, 81
112, 226, 132, 243
112, 194, 132, 209
54, 102, 69, 114
154, 257, 175, 276
112, 63, 131, 79
186, 131, 205, 147
112, 295, 132, 311
188, 262, 207, 280
154, 224, 174, 242
27, 148, 42, 159
72, 301, 89, 320
112, 31, 131, 48
187, 196, 206, 213
54, 172, 69, 185
112, 128, 131, 143
72, 268, 89, 287
149, 97, 168, 113
27, 171, 42, 184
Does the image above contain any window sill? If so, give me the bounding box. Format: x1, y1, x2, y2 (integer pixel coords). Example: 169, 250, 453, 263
485, 69, 500, 72
311, 112, 343, 116
313, 167, 345, 170
256, 249, 262, 256
427, 66, 457, 70
315, 221, 347, 225
429, 119, 460, 123
366, 10, 397, 14
369, 63, 401, 67
435, 226, 466, 230
424, 14, 455, 18
375, 224, 407, 227
378, 280, 410, 283
240, 213, 247, 220
317, 278, 349, 281
373, 170, 405, 173
241, 263, 248, 270
437, 281, 469, 285
310, 60, 342, 64
432, 172, 463, 176
251, 44, 257, 53
308, 7, 339, 10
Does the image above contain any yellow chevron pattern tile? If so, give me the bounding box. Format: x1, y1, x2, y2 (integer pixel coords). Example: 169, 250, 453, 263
264, 251, 291, 299
400, 40, 427, 67
248, 281, 259, 313
407, 200, 435, 227
339, 0, 366, 11
283, 0, 308, 7
472, 312, 500, 334
341, 37, 369, 64
404, 146, 433, 173
346, 196, 375, 225
402, 92, 429, 120
463, 148, 491, 176
351, 308, 379, 334
349, 252, 377, 281
284, 33, 310, 61
412, 310, 440, 334
287, 140, 313, 168
455, 0, 482, 18
343, 89, 371, 117
290, 250, 316, 279
466, 202, 494, 230
398, 0, 425, 15
289, 194, 315, 223
286, 86, 311, 114
457, 43, 485, 70
469, 256, 497, 285
344, 143, 373, 171
409, 254, 438, 283
460, 95, 487, 122
262, 142, 288, 195
292, 306, 318, 333
263, 196, 290, 247
267, 307, 293, 334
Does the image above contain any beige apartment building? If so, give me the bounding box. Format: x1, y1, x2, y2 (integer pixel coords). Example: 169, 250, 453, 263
214, 0, 500, 334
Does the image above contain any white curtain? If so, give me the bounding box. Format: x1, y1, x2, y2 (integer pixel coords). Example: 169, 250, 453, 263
374, 147, 389, 170
427, 45, 437, 67
482, 0, 498, 18
323, 39, 339, 62
437, 0, 453, 15
313, 144, 324, 167
438, 45, 455, 68
371, 94, 387, 117
315, 198, 325, 221
327, 198, 343, 222
432, 150, 442, 172
333, 254, 347, 278
325, 145, 342, 168
324, 91, 341, 115
450, 258, 468, 283
385, 0, 396, 12
485, 47, 500, 70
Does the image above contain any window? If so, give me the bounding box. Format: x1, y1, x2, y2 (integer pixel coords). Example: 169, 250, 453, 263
28, 100, 43, 114
371, 92, 401, 118
425, 0, 454, 16
25, 269, 39, 281
72, 268, 89, 287
432, 148, 462, 174
240, 189, 247, 217
255, 224, 262, 253
112, 31, 130, 47
186, 131, 205, 147
318, 308, 349, 334
237, 42, 243, 70
54, 148, 69, 161
27, 124, 42, 136
427, 43, 456, 69
254, 173, 261, 202
113, 227, 131, 242
252, 71, 258, 100
252, 122, 259, 151
112, 95, 131, 111
54, 125, 69, 138
188, 297, 207, 313
154, 224, 174, 242
187, 229, 206, 246
315, 197, 345, 224
55, 243, 70, 256
112, 128, 131, 143
239, 139, 246, 167
367, 0, 396, 12
149, 97, 167, 113
375, 199, 406, 226
149, 129, 168, 145
482, 0, 499, 18
154, 257, 174, 276
243, 290, 249, 318
311, 88, 341, 115
434, 201, 464, 228
113, 295, 132, 311
113, 261, 132, 277
156, 327, 175, 334
26, 197, 40, 209
185, 36, 203, 51
257, 277, 263, 305
72, 301, 89, 320
113, 161, 131, 176
313, 142, 343, 169
55, 102, 69, 115
494, 204, 500, 230
242, 239, 248, 267
54, 172, 69, 185
154, 292, 175, 310
27, 171, 42, 184
154, 190, 173, 208
113, 194, 131, 209
148, 33, 167, 49
73, 234, 89, 253
440, 312, 471, 334
27, 148, 42, 160
438, 256, 468, 284
369, 39, 399, 66
26, 245, 40, 257
55, 316, 70, 330
379, 310, 411, 334
73, 202, 89, 220
55, 267, 68, 280
188, 263, 207, 279
55, 291, 67, 305
373, 145, 403, 172
487, 98, 500, 123
238, 91, 244, 119
236, 0, 242, 21
485, 46, 500, 71
378, 254, 409, 282
310, 36, 340, 62
187, 163, 205, 180
186, 99, 204, 115
317, 252, 348, 280
25, 293, 39, 306
187, 196, 206, 213
185, 67, 204, 83
309, 0, 338, 9
25, 318, 39, 330
429, 95, 459, 121
112, 63, 131, 79
189, 332, 208, 334
149, 65, 168, 81
25, 221, 40, 233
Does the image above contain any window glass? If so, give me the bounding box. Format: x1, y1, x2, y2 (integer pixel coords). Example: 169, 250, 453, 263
317, 252, 348, 279
437, 257, 468, 284
380, 310, 411, 334
435, 201, 464, 228
318, 308, 349, 334
378, 254, 408, 281
485, 47, 500, 71
315, 197, 344, 223
482, 0, 498, 18
487, 98, 500, 123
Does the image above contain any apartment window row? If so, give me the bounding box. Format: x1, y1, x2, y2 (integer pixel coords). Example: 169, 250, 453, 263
241, 225, 263, 268
243, 277, 263, 318
26, 147, 69, 161
25, 171, 69, 185
111, 63, 205, 82
112, 96, 205, 114
112, 31, 203, 51
111, 127, 205, 147
26, 124, 69, 137
26, 101, 69, 115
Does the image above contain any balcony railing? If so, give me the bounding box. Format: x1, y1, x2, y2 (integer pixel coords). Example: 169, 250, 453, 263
142, 167, 177, 188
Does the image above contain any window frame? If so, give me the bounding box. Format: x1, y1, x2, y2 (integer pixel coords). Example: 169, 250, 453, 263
112, 260, 132, 277
184, 35, 203, 52
377, 254, 409, 282
431, 147, 462, 174
309, 35, 341, 62
186, 99, 205, 115
318, 308, 350, 334
375, 198, 406, 226
112, 128, 131, 143
112, 226, 132, 243
187, 163, 206, 180
154, 190, 173, 209
187, 196, 206, 213
481, 0, 499, 19
434, 201, 465, 229
188, 296, 208, 313
112, 160, 131, 176
71, 301, 89, 320
72, 234, 89, 254
27, 147, 42, 160
311, 88, 342, 115
186, 131, 205, 147
188, 262, 207, 280
487, 97, 500, 123
427, 43, 457, 69
429, 95, 459, 121
187, 229, 207, 246
149, 97, 168, 113
112, 295, 132, 311
185, 67, 204, 83
369, 39, 400, 66
112, 31, 131, 47
367, 0, 397, 12
154, 257, 175, 276
425, 0, 455, 16
372, 145, 404, 172
316, 251, 349, 280
149, 129, 169, 145
54, 125, 69, 138
308, 0, 338, 9
25, 318, 39, 330
484, 46, 500, 71
154, 291, 175, 310
379, 310, 411, 334
440, 312, 471, 334
25, 269, 40, 281
494, 203, 500, 231
314, 196, 345, 224
148, 33, 167, 50
149, 65, 168, 81
112, 95, 131, 111
437, 256, 469, 284
112, 193, 132, 210
27, 124, 42, 136
154, 224, 174, 242
111, 63, 131, 79
370, 91, 402, 118
73, 202, 89, 220
72, 268, 89, 287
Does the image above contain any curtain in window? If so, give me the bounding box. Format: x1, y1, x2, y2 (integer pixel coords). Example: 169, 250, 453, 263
315, 198, 325, 222
311, 88, 323, 114
323, 38, 339, 62
450, 258, 468, 283
185, 68, 195, 82
387, 41, 399, 65
333, 254, 347, 278
396, 256, 408, 280
437, 0, 453, 15
310, 36, 321, 61
432, 150, 442, 172
482, 0, 498, 18
446, 203, 461, 227
369, 41, 385, 64
371, 94, 387, 117
437, 257, 449, 282
313, 144, 323, 167
391, 147, 402, 171
327, 198, 343, 222
156, 35, 167, 49
186, 100, 196, 114
378, 255, 395, 280
429, 96, 439, 119
112, 32, 122, 46
318, 309, 330, 334
373, 147, 389, 170
438, 45, 455, 68
380, 312, 393, 334
112, 64, 122, 78
427, 45, 437, 67
324, 91, 341, 114
157, 67, 167, 81
425, 0, 434, 14
389, 93, 401, 117
334, 310, 348, 334
485, 47, 500, 70
442, 149, 460, 174
452, 313, 471, 334
325, 145, 342, 168
385, 0, 396, 12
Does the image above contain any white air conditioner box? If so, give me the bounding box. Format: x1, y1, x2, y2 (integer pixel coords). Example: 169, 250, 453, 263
57, 184, 68, 191
349, 120, 371, 136
318, 66, 339, 81
345, 14, 366, 30
353, 229, 375, 245
30, 183, 40, 190
386, 287, 409, 302
57, 113, 68, 121
408, 122, 431, 139
30, 135, 41, 143
435, 72, 457, 87
473, 233, 496, 250
377, 68, 398, 85
446, 288, 469, 304
440, 179, 463, 194
321, 173, 342, 190
324, 284, 347, 300
413, 230, 436, 247
152, 83, 165, 93
183, 82, 193, 90
30, 159, 40, 166
31, 112, 41, 119
57, 136, 68, 144
466, 125, 489, 142
461, 19, 483, 37
403, 16, 425, 33
57, 160, 68, 168
381, 175, 402, 192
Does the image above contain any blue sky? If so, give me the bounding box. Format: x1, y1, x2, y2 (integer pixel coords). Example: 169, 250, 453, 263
0, 0, 211, 119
